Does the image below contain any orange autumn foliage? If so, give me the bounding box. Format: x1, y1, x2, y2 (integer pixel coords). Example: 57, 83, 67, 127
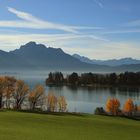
46, 93, 57, 112
14, 80, 29, 109
0, 77, 7, 95
137, 106, 140, 112
4, 76, 16, 98
0, 77, 7, 108
123, 98, 134, 113
3, 76, 16, 108
58, 96, 67, 112
29, 85, 45, 110
46, 93, 67, 112
106, 98, 120, 115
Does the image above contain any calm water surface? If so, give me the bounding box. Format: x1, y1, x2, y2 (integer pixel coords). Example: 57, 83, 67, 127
0, 70, 140, 113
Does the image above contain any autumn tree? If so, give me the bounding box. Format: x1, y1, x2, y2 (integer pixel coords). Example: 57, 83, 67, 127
123, 99, 134, 114
4, 76, 16, 108
137, 106, 140, 112
0, 77, 7, 108
58, 96, 67, 112
29, 85, 45, 110
13, 80, 29, 109
106, 98, 120, 115
46, 93, 57, 112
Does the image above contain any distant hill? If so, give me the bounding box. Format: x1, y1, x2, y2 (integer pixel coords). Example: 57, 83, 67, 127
0, 41, 139, 72
73, 54, 140, 66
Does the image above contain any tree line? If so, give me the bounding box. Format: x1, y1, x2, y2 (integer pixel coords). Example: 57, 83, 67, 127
46, 72, 140, 86
0, 76, 67, 112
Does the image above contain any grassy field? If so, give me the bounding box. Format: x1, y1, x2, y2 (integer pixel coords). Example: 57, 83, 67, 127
0, 111, 140, 140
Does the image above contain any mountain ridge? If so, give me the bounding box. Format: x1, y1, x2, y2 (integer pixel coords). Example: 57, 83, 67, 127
2, 41, 109, 71
0, 42, 139, 72
73, 54, 140, 66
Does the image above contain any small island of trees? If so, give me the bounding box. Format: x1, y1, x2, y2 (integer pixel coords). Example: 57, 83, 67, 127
46, 71, 140, 86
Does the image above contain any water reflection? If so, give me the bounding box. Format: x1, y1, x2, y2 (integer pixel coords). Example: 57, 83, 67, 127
46, 85, 140, 113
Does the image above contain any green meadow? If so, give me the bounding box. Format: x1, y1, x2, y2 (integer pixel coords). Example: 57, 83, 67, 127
0, 111, 140, 140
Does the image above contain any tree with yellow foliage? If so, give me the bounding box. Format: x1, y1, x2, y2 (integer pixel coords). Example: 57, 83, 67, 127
58, 96, 67, 112
106, 98, 120, 115
137, 106, 140, 112
13, 80, 29, 109
46, 93, 57, 112
123, 98, 134, 114
0, 77, 7, 108
29, 85, 45, 110
4, 76, 16, 108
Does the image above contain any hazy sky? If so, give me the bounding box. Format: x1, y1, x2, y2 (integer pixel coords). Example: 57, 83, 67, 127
0, 0, 140, 59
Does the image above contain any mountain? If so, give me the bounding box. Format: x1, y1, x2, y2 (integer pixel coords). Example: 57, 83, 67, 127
0, 41, 139, 72
72, 54, 94, 64
73, 54, 140, 66
0, 41, 109, 71
0, 50, 31, 68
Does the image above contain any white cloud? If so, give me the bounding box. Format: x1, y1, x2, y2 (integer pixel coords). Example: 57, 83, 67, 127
51, 39, 140, 60
89, 42, 140, 59
71, 26, 103, 30
8, 7, 38, 22
122, 20, 140, 27
6, 7, 78, 33
0, 7, 102, 34
0, 33, 108, 50
101, 28, 140, 34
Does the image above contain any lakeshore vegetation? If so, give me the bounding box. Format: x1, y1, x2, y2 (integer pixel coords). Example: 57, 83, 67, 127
0, 76, 67, 112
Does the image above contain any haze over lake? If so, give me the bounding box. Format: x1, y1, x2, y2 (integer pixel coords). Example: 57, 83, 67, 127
1, 70, 140, 113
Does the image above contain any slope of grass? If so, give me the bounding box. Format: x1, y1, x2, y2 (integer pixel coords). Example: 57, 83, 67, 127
0, 111, 140, 140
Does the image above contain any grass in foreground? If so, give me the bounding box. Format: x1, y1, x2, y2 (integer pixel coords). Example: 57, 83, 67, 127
0, 111, 140, 140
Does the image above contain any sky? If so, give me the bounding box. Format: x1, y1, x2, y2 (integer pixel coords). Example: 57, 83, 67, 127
0, 0, 140, 59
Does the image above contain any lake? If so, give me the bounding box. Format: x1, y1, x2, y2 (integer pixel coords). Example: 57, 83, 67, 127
0, 70, 140, 113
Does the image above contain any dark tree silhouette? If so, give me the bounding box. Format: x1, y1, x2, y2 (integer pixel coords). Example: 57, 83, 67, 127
68, 72, 79, 85
46, 72, 140, 86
